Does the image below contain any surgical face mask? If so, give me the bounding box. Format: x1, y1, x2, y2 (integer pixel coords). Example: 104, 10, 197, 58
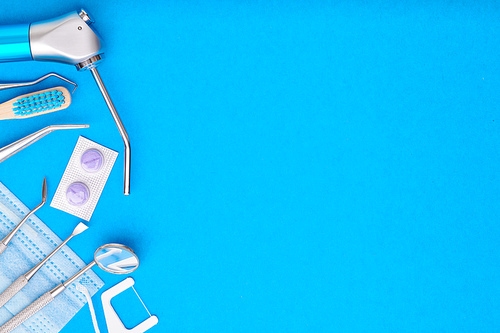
0, 182, 104, 333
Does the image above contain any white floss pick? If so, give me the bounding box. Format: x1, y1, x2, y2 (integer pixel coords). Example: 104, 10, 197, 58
51, 136, 118, 221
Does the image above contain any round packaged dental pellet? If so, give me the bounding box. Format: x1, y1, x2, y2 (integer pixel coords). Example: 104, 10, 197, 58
81, 149, 104, 173
66, 182, 90, 206
51, 137, 119, 221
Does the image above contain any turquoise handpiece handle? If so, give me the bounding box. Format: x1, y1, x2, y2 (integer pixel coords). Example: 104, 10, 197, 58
0, 24, 32, 62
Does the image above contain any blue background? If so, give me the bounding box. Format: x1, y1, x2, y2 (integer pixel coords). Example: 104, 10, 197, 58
0, 1, 499, 332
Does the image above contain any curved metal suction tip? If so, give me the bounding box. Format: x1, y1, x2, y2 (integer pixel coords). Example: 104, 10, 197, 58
89, 67, 130, 195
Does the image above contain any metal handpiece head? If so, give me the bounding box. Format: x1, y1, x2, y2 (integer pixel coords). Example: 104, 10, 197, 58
30, 10, 103, 67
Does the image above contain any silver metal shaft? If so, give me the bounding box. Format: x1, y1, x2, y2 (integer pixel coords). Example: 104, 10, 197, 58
0, 73, 78, 93
90, 67, 131, 195
25, 239, 73, 279
25, 222, 88, 280
0, 124, 89, 163
0, 178, 47, 251
51, 261, 96, 297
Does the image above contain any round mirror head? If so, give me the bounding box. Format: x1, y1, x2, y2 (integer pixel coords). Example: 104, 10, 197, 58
94, 243, 139, 274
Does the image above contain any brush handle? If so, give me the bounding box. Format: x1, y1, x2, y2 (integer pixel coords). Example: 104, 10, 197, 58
0, 24, 32, 63
0, 275, 28, 308
0, 291, 54, 333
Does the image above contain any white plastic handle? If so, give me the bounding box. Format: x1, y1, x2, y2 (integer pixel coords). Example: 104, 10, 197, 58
75, 283, 100, 333
0, 291, 54, 333
0, 275, 28, 308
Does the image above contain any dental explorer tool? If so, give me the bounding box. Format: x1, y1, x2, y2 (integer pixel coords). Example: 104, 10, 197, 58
0, 9, 131, 195
0, 73, 77, 93
0, 222, 88, 308
0, 178, 47, 256
0, 124, 89, 163
0, 243, 139, 333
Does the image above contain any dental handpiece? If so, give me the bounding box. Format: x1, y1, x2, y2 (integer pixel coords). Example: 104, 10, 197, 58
0, 9, 131, 195
0, 222, 88, 309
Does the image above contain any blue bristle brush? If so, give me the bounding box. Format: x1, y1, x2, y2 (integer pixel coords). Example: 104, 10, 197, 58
0, 86, 71, 120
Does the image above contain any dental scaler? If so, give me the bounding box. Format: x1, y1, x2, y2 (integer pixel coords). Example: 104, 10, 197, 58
0, 9, 131, 195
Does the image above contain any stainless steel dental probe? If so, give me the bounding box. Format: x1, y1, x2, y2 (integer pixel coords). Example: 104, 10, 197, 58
0, 73, 78, 93
0, 125, 89, 163
0, 178, 47, 256
0, 9, 131, 195
0, 222, 88, 308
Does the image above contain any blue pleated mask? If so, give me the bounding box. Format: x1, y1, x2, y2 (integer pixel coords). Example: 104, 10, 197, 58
0, 182, 104, 333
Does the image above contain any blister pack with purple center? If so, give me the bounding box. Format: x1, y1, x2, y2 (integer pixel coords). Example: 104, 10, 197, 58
50, 136, 118, 221
81, 149, 104, 173
66, 182, 90, 206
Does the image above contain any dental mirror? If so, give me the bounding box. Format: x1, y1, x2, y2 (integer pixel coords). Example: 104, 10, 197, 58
95, 243, 140, 274
0, 243, 139, 333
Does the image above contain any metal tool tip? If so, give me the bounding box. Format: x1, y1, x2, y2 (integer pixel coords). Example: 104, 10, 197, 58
72, 222, 89, 235
42, 177, 47, 202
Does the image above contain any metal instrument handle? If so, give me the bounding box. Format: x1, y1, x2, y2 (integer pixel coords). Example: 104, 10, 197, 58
0, 291, 54, 333
0, 275, 28, 308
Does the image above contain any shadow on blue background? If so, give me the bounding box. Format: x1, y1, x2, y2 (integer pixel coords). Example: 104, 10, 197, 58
0, 0, 499, 332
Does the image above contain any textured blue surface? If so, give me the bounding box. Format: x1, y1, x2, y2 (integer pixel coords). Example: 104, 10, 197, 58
0, 1, 499, 332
